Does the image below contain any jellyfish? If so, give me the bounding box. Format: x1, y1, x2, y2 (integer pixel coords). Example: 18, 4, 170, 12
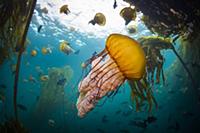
76, 34, 158, 117
31, 49, 37, 56
120, 7, 136, 25
60, 5, 70, 15
88, 13, 106, 26
59, 40, 74, 55
127, 25, 137, 34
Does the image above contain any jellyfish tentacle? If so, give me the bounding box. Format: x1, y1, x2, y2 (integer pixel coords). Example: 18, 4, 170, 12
97, 68, 120, 89
87, 60, 116, 88
84, 49, 107, 67
90, 58, 115, 79
89, 50, 108, 70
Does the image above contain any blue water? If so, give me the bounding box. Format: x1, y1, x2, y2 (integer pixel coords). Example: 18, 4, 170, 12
1, 8, 200, 133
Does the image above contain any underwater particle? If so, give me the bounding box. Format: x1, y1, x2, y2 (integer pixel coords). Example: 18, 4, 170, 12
40, 75, 49, 82
48, 119, 55, 127
127, 25, 137, 34
59, 40, 74, 55
31, 49, 37, 56
76, 34, 147, 117
120, 7, 137, 25
88, 13, 106, 26
60, 5, 70, 15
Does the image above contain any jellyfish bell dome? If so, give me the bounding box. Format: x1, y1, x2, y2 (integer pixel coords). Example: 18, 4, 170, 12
76, 34, 146, 117
106, 34, 146, 80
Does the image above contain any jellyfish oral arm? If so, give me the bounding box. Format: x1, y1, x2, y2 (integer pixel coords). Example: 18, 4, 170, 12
76, 55, 125, 117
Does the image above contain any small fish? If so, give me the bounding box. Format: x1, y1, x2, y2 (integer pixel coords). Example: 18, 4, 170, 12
113, 0, 117, 9
0, 84, 7, 89
191, 62, 200, 68
0, 93, 5, 102
129, 120, 147, 129
17, 104, 27, 111
122, 110, 132, 117
121, 101, 128, 105
74, 49, 80, 55
180, 87, 188, 93
175, 74, 183, 79
36, 96, 40, 101
37, 25, 43, 33
167, 89, 175, 94
29, 75, 37, 83
102, 115, 108, 123
144, 116, 157, 124
92, 51, 97, 56
115, 109, 122, 115
48, 119, 55, 127
96, 128, 105, 133
167, 121, 180, 131
182, 111, 194, 117
120, 129, 129, 133
57, 78, 67, 86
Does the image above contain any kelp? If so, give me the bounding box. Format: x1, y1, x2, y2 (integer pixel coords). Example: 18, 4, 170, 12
0, 0, 37, 121
138, 36, 171, 85
138, 36, 195, 88
34, 65, 73, 117
128, 35, 196, 112
0, 0, 31, 63
128, 76, 158, 112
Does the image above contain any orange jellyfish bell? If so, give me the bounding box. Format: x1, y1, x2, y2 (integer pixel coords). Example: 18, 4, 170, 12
76, 34, 146, 117
105, 34, 145, 79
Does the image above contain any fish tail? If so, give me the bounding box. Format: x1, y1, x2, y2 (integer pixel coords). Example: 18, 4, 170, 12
88, 19, 96, 25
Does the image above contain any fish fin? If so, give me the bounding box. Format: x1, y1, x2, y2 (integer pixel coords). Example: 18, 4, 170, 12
74, 49, 80, 55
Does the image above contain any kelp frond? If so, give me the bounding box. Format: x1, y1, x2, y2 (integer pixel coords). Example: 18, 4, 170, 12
128, 77, 157, 112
